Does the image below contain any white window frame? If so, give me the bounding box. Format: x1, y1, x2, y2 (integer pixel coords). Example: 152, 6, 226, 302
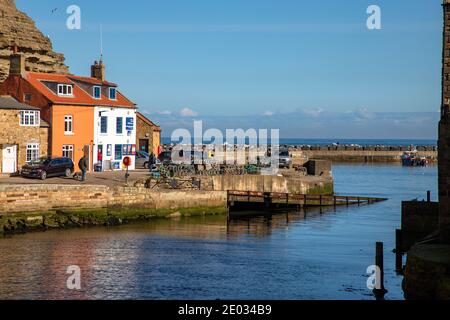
100, 116, 108, 134
62, 145, 74, 160
116, 117, 123, 135
93, 86, 101, 99
57, 84, 73, 96
26, 143, 39, 163
109, 87, 117, 100
20, 110, 40, 126
64, 115, 73, 134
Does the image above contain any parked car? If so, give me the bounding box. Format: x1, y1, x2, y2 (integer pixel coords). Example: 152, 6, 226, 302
135, 150, 150, 169
278, 149, 292, 169
21, 157, 74, 180
158, 150, 173, 165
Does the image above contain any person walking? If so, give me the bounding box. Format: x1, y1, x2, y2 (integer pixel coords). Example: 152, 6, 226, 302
78, 155, 88, 181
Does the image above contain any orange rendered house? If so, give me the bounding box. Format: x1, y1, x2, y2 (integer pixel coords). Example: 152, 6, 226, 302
0, 51, 136, 171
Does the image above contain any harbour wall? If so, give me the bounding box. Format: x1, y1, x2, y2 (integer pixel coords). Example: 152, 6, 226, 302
0, 174, 332, 215
290, 149, 437, 164
0, 184, 227, 214
198, 174, 333, 195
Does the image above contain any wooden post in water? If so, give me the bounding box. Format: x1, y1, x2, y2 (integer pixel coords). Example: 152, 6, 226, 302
373, 242, 388, 298
427, 191, 431, 202
395, 229, 403, 274
264, 192, 272, 210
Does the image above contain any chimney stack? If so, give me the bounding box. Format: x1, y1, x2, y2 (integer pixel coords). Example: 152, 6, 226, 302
9, 42, 26, 77
91, 60, 106, 82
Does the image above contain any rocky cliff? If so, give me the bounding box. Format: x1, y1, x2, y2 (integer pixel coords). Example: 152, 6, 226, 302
0, 0, 69, 82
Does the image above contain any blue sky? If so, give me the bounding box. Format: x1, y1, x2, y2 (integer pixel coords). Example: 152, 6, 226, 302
16, 0, 442, 139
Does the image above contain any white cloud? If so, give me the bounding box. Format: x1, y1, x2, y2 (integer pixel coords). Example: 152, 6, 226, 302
156, 110, 172, 115
263, 110, 275, 116
180, 107, 198, 117
302, 108, 324, 117
352, 107, 375, 121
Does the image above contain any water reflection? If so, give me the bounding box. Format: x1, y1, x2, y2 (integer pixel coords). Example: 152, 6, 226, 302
226, 206, 343, 239
0, 164, 438, 300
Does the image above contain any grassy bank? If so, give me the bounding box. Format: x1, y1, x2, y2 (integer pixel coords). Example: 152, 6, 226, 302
0, 206, 229, 236
306, 182, 334, 195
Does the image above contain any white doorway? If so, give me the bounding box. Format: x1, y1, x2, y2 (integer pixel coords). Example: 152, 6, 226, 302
2, 145, 17, 173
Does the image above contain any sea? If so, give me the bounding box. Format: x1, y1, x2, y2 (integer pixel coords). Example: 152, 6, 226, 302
161, 138, 437, 147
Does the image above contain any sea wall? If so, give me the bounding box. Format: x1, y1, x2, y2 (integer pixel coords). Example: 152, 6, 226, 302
199, 174, 333, 195
403, 244, 450, 300
290, 148, 437, 164
0, 184, 227, 214
401, 201, 440, 251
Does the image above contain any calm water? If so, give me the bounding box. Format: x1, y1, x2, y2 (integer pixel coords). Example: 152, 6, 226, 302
0, 164, 437, 300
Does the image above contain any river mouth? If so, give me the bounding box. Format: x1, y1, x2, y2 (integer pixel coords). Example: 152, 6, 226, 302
0, 164, 437, 300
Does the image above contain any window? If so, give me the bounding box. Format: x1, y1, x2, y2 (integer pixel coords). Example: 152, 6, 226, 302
24, 93, 32, 102
62, 145, 74, 160
100, 116, 108, 134
93, 86, 101, 99
64, 115, 73, 134
109, 87, 117, 100
20, 110, 40, 126
26, 143, 39, 162
114, 144, 123, 160
57, 84, 73, 96
126, 117, 134, 136
116, 117, 123, 134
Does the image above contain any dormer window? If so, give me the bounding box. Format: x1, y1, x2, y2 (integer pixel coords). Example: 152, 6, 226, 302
93, 86, 101, 99
57, 84, 73, 96
109, 87, 117, 100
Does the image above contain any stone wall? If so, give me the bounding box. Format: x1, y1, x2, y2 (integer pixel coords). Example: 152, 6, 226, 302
440, 0, 450, 236
0, 0, 69, 82
304, 160, 332, 177
0, 184, 227, 214
207, 175, 333, 195
439, 118, 450, 231
401, 201, 440, 251
403, 244, 450, 300
290, 149, 437, 164
0, 109, 48, 172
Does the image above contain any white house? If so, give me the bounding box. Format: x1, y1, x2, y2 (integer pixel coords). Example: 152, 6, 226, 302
93, 106, 137, 171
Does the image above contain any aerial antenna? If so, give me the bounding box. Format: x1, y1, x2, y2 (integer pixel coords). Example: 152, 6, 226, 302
100, 23, 103, 63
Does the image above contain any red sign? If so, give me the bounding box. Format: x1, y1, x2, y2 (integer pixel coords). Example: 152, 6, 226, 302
123, 156, 132, 167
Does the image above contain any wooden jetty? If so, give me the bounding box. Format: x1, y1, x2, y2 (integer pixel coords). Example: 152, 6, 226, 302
227, 190, 387, 214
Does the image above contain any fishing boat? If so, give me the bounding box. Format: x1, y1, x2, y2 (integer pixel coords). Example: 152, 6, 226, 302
401, 152, 428, 167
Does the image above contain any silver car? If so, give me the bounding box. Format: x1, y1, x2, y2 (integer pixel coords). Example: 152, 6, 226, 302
135, 151, 150, 169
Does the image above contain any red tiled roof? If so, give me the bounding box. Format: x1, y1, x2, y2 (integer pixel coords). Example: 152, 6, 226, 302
25, 72, 136, 108
137, 112, 161, 130
68, 75, 117, 87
